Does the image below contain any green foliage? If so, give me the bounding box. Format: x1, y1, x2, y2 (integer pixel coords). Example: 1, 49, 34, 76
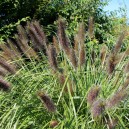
0, 0, 115, 43
0, 0, 44, 41
35, 0, 113, 43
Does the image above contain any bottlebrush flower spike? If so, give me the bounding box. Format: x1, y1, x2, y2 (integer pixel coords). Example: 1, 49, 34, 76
88, 16, 94, 39
58, 73, 66, 85
91, 50, 96, 64
0, 77, 11, 91
0, 43, 19, 61
26, 21, 47, 52
79, 44, 86, 67
87, 85, 100, 105
124, 61, 129, 74
69, 48, 77, 69
107, 118, 118, 129
53, 36, 60, 54
113, 31, 127, 54
15, 34, 38, 60
100, 45, 108, 65
7, 39, 22, 59
26, 22, 43, 51
121, 76, 129, 90
33, 21, 48, 49
47, 45, 58, 72
57, 18, 70, 56
0, 67, 8, 77
91, 99, 105, 118
38, 91, 56, 112
106, 89, 128, 108
106, 53, 116, 74
76, 22, 85, 44
74, 35, 79, 55
50, 120, 59, 128
0, 58, 16, 74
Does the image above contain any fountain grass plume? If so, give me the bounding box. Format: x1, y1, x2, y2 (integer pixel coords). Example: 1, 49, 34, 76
91, 99, 105, 118
0, 67, 8, 77
15, 34, 38, 59
0, 57, 16, 74
38, 91, 56, 112
49, 120, 59, 128
87, 85, 100, 106
76, 22, 85, 44
0, 43, 18, 61
33, 21, 47, 49
47, 45, 59, 72
69, 48, 78, 69
88, 16, 94, 39
106, 89, 128, 109
124, 61, 129, 74
26, 22, 43, 50
100, 45, 108, 65
106, 53, 116, 74
0, 77, 11, 91
113, 31, 127, 54
53, 36, 60, 54
78, 44, 86, 67
7, 39, 22, 59
57, 18, 70, 56
17, 25, 29, 42
107, 118, 118, 129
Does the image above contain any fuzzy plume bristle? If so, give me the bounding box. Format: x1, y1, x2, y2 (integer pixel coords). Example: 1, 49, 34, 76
74, 35, 79, 54
0, 43, 18, 61
0, 77, 11, 91
107, 118, 118, 129
125, 47, 129, 56
124, 61, 129, 74
47, 45, 58, 72
69, 48, 77, 69
106, 53, 116, 74
15, 34, 38, 59
113, 31, 127, 54
32, 21, 47, 49
38, 91, 56, 112
100, 45, 108, 65
0, 67, 8, 77
106, 90, 128, 108
76, 22, 85, 44
57, 18, 70, 55
53, 36, 60, 53
50, 120, 59, 128
0, 58, 16, 74
17, 25, 28, 42
87, 85, 100, 105
26, 22, 43, 50
58, 73, 66, 85
79, 44, 86, 66
7, 39, 22, 59
91, 99, 105, 118
91, 50, 96, 64
88, 16, 94, 39
121, 76, 129, 90
26, 21, 47, 52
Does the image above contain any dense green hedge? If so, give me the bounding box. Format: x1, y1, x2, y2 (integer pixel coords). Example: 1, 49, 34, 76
0, 0, 113, 43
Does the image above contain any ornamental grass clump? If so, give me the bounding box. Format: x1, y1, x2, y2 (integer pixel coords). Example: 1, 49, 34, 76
0, 17, 129, 128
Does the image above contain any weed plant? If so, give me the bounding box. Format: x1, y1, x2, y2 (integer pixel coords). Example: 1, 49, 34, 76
0, 18, 129, 129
